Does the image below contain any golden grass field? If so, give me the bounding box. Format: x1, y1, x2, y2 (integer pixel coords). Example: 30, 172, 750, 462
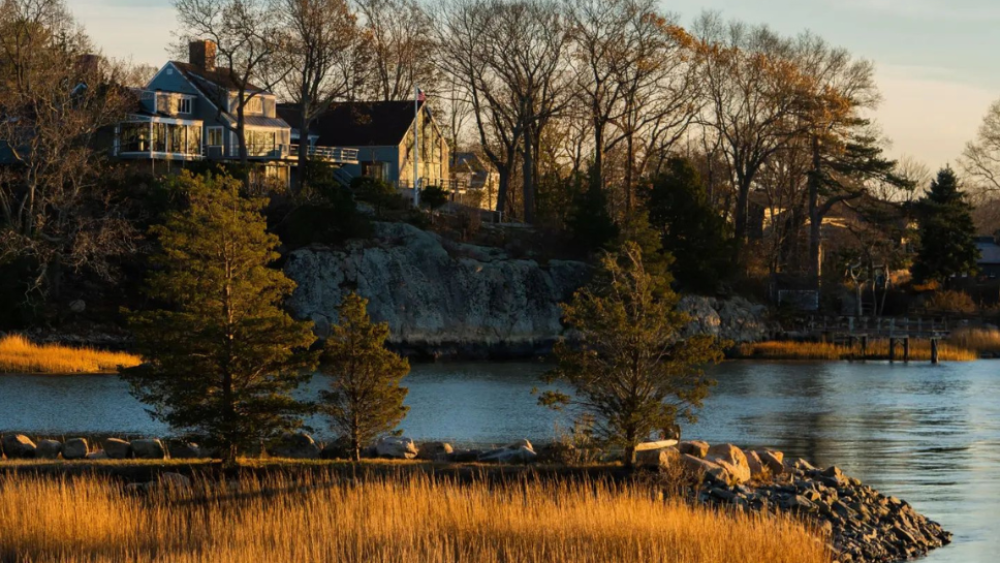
738, 340, 979, 362
0, 473, 832, 563
946, 326, 1000, 354
0, 334, 142, 374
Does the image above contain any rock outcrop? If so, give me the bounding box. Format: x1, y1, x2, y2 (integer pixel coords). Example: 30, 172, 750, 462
678, 295, 773, 343
285, 222, 774, 358
285, 222, 589, 358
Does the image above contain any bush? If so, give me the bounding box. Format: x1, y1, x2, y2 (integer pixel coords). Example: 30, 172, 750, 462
273, 183, 372, 248
351, 177, 406, 218
925, 290, 977, 314
420, 185, 449, 210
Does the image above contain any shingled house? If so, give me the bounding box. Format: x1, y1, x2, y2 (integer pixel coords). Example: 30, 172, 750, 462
277, 100, 449, 191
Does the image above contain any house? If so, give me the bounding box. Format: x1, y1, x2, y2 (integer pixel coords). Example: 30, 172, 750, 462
975, 236, 1000, 278
451, 151, 499, 211
277, 100, 449, 192
113, 40, 357, 186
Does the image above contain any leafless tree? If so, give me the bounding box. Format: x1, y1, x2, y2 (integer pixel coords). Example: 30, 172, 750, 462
173, 0, 288, 174
280, 0, 366, 194
0, 0, 134, 298
355, 0, 436, 102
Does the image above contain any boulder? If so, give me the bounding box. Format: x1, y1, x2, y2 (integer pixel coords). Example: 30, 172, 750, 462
636, 446, 680, 469
745, 450, 767, 479
63, 438, 89, 460
756, 450, 784, 475
35, 439, 63, 460
103, 438, 132, 459
679, 440, 710, 458
132, 439, 167, 460
1, 434, 37, 459
449, 449, 481, 463
269, 433, 321, 459
416, 441, 454, 462
480, 439, 537, 464
535, 442, 577, 465
680, 454, 731, 484
706, 444, 751, 484
787, 458, 816, 472
165, 441, 201, 460
86, 451, 109, 460
375, 436, 419, 459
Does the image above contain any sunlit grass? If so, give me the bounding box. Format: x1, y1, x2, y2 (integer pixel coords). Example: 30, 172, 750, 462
738, 340, 978, 362
0, 334, 141, 374
946, 327, 1000, 354
0, 473, 832, 563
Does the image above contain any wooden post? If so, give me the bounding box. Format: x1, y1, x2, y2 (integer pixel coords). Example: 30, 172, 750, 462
889, 338, 896, 363
931, 338, 939, 365
903, 337, 910, 362
861, 335, 869, 358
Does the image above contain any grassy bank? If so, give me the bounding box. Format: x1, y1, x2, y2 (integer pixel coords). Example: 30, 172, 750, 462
738, 340, 979, 362
0, 334, 141, 374
0, 472, 831, 563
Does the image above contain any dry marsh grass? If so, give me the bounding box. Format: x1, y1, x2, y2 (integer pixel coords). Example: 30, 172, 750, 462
0, 334, 141, 374
946, 327, 1000, 354
739, 340, 978, 362
0, 473, 832, 563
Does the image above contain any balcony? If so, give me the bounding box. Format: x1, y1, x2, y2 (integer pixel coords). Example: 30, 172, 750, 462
288, 144, 359, 165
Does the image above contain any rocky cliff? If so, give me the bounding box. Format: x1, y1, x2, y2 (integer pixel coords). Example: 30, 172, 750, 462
285, 222, 589, 358
285, 222, 773, 358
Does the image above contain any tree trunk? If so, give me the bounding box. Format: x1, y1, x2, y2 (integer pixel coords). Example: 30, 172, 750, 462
625, 132, 635, 215
808, 134, 822, 290
733, 179, 751, 249
496, 167, 510, 217
522, 125, 535, 224
296, 93, 312, 196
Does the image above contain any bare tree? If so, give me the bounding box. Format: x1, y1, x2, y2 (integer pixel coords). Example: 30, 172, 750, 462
281, 0, 366, 194
693, 14, 806, 251
355, 0, 436, 102
962, 99, 1000, 193
173, 0, 287, 175
0, 0, 134, 299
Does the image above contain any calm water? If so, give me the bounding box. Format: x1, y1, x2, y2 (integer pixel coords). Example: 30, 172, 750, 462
2, 360, 999, 563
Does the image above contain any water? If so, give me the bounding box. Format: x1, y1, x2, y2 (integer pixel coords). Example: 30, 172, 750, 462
2, 360, 998, 563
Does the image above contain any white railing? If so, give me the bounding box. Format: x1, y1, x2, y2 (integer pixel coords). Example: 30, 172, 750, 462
289, 144, 359, 164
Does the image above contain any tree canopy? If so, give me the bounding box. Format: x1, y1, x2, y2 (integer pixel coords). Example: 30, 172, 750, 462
911, 168, 980, 285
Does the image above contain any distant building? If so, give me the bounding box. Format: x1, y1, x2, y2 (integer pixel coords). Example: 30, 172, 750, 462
451, 151, 499, 211
112, 40, 357, 186
975, 236, 1000, 278
278, 100, 450, 192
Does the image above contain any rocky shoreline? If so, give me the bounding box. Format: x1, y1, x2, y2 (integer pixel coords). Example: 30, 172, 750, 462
0, 433, 951, 563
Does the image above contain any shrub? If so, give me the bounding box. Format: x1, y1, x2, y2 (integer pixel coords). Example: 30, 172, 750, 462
351, 177, 406, 218
925, 290, 977, 314
273, 183, 372, 248
420, 185, 450, 210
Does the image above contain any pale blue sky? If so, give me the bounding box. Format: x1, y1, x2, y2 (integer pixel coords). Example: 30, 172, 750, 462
67, 0, 1000, 170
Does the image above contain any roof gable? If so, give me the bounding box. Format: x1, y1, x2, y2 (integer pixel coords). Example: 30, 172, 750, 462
278, 100, 425, 147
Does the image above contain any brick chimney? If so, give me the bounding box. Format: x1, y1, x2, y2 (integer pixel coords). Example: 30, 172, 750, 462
189, 40, 217, 71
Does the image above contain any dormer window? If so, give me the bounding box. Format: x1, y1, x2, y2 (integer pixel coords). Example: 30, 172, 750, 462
245, 97, 263, 115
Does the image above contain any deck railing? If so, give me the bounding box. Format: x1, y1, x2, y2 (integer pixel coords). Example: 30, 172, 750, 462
289, 144, 359, 164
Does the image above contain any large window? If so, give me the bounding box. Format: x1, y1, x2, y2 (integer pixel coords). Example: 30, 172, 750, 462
245, 96, 263, 115
186, 126, 202, 155
362, 161, 389, 181
207, 127, 223, 147
246, 129, 277, 156
119, 122, 149, 153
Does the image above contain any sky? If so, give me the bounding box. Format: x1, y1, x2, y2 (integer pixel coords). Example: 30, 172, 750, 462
66, 0, 1000, 172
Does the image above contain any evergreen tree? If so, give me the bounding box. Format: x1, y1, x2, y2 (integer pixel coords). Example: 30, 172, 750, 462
121, 172, 318, 465
539, 242, 725, 467
912, 168, 980, 284
644, 157, 735, 291
321, 292, 410, 461
567, 179, 619, 254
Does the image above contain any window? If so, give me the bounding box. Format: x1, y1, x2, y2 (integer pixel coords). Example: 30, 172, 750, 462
245, 96, 263, 115
362, 161, 389, 181
246, 129, 277, 156
207, 127, 223, 147
178, 97, 192, 114
118, 122, 149, 153
186, 126, 202, 155
152, 123, 166, 152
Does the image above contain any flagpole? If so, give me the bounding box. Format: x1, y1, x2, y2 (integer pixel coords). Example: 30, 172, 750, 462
413, 84, 420, 208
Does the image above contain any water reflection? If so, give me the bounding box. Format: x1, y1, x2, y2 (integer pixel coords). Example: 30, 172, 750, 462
1, 360, 998, 562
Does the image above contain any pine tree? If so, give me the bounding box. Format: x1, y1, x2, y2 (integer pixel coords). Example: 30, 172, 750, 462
320, 292, 410, 461
121, 171, 318, 465
644, 157, 735, 291
912, 168, 980, 284
539, 242, 725, 467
